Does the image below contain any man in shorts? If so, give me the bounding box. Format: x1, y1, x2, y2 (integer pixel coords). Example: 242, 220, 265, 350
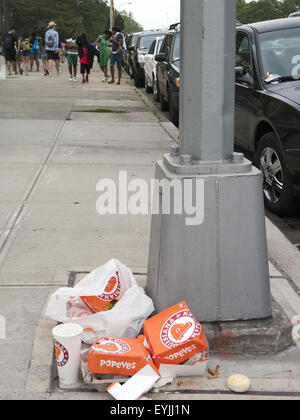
3, 27, 17, 75
95, 30, 112, 82
109, 26, 125, 85
45, 21, 60, 77
66, 31, 78, 81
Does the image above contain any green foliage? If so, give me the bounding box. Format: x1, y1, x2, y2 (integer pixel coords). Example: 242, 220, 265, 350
237, 0, 300, 24
120, 10, 143, 34
10, 0, 143, 41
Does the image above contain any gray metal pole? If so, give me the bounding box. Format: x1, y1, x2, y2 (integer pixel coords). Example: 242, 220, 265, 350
179, 0, 235, 162
147, 0, 272, 322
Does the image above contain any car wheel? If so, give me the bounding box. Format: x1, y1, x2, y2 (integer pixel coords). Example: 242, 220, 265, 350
153, 76, 160, 102
160, 91, 169, 111
130, 66, 134, 79
256, 132, 295, 216
134, 72, 144, 88
145, 76, 152, 93
169, 91, 179, 127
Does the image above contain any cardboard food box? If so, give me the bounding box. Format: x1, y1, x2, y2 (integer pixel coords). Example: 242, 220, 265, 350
86, 336, 159, 377
143, 301, 208, 377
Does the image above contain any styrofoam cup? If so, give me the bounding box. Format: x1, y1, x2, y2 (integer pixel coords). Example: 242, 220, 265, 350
52, 323, 83, 388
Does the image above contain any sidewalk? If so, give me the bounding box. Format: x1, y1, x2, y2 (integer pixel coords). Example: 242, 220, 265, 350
0, 64, 299, 400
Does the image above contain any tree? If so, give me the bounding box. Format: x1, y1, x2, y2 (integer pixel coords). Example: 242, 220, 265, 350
10, 0, 83, 39
236, 0, 298, 23
119, 10, 143, 34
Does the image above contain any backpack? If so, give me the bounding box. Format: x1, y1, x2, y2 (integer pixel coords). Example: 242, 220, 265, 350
4, 34, 13, 49
45, 31, 54, 49
22, 39, 31, 52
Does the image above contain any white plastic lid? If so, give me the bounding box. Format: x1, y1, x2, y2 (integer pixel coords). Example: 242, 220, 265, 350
52, 323, 83, 338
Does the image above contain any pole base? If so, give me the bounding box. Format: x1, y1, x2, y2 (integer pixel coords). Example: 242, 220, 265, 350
147, 158, 272, 322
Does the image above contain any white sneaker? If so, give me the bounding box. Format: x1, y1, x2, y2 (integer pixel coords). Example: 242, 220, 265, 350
69, 75, 73, 81
73, 77, 78, 82
102, 77, 108, 82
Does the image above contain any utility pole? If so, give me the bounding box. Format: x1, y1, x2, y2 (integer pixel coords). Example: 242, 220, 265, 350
110, 0, 115, 30
147, 0, 272, 322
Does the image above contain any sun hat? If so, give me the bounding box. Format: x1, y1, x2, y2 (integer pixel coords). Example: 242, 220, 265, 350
48, 21, 57, 28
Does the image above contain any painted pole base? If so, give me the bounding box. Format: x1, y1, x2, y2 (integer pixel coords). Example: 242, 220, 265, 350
147, 157, 272, 322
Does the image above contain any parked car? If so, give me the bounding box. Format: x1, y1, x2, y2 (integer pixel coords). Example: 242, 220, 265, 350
234, 18, 300, 215
124, 32, 141, 78
155, 23, 180, 126
289, 11, 300, 18
129, 29, 167, 88
156, 19, 300, 216
144, 36, 164, 100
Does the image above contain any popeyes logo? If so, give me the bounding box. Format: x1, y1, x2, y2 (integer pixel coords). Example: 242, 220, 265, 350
99, 272, 121, 301
160, 310, 202, 349
55, 341, 69, 367
94, 337, 130, 354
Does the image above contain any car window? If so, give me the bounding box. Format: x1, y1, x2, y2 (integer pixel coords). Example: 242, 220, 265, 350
172, 32, 180, 62
148, 40, 156, 55
131, 34, 139, 47
161, 33, 174, 58
139, 35, 160, 50
156, 39, 163, 54
258, 27, 300, 79
236, 32, 253, 76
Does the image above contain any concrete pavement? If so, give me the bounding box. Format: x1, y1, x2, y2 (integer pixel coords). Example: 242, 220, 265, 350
0, 63, 299, 400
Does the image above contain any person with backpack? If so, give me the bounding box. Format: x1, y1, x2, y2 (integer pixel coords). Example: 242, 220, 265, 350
17, 34, 32, 76
45, 21, 60, 77
77, 33, 94, 84
3, 27, 17, 76
29, 33, 40, 72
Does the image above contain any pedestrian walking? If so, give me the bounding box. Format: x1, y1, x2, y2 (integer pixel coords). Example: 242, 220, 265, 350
95, 30, 112, 82
45, 21, 60, 77
16, 36, 22, 74
18, 34, 32, 76
66, 31, 78, 81
39, 37, 49, 76
77, 33, 93, 84
29, 32, 40, 72
3, 27, 17, 75
109, 26, 125, 85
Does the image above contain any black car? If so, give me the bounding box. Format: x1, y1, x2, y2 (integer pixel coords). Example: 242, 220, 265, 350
157, 18, 300, 216
124, 32, 141, 78
155, 24, 181, 126
235, 18, 300, 215
129, 29, 167, 88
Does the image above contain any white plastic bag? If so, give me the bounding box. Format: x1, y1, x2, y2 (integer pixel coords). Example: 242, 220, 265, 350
45, 259, 154, 344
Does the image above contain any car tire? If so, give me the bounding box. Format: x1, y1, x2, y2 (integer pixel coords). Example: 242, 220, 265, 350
169, 91, 179, 127
130, 66, 134, 79
153, 76, 160, 102
160, 91, 169, 111
145, 76, 152, 93
134, 72, 144, 88
256, 132, 295, 216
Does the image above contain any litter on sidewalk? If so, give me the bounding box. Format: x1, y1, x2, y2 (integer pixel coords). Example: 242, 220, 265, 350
46, 259, 154, 344
143, 301, 209, 378
107, 365, 161, 401
86, 336, 159, 377
48, 262, 212, 399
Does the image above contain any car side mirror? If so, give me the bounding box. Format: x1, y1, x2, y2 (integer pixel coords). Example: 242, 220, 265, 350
155, 53, 166, 62
235, 66, 245, 78
235, 66, 254, 86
